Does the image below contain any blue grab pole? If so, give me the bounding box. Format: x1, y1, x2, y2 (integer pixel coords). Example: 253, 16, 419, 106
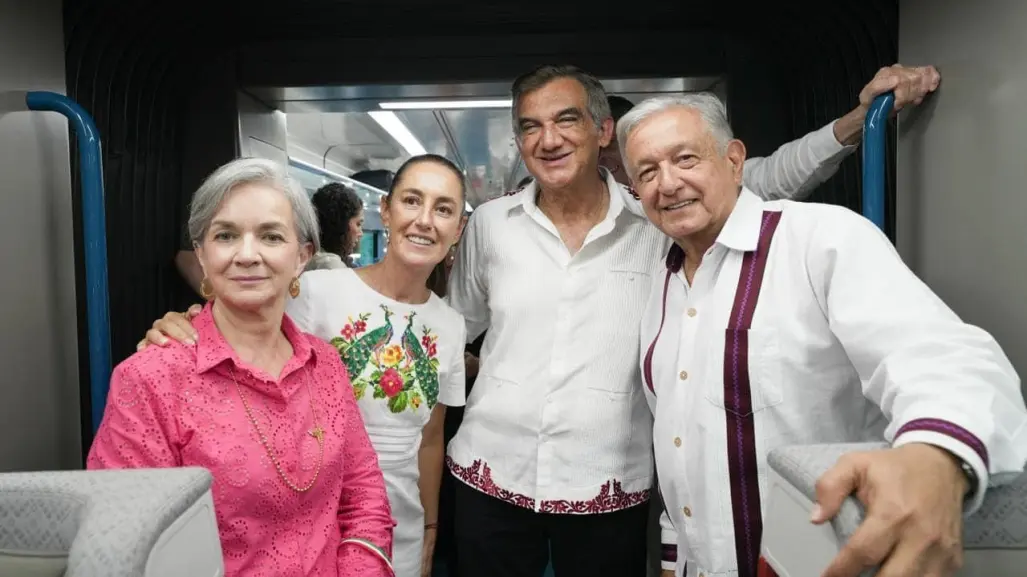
25, 91, 111, 435
861, 92, 895, 232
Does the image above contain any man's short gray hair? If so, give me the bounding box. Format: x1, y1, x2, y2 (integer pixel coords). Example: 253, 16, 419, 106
188, 157, 321, 253
511, 65, 612, 135
616, 92, 734, 162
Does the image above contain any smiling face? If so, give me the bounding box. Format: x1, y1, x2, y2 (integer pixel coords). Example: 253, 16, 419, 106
623, 106, 746, 244
381, 160, 466, 271
195, 182, 312, 312
515, 76, 613, 191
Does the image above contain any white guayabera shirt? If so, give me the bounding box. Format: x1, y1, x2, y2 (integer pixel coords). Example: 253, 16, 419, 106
445, 122, 856, 518
642, 189, 1027, 577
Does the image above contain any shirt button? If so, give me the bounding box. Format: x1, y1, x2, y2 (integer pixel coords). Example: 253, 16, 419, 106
673, 437, 682, 447
683, 506, 692, 517
686, 307, 697, 317
679, 370, 688, 380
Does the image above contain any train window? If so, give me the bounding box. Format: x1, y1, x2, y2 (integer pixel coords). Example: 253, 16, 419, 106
270, 77, 725, 211
236, 78, 726, 266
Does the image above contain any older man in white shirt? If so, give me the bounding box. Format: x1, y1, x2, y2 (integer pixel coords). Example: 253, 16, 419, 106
618, 92, 1027, 577
445, 63, 943, 577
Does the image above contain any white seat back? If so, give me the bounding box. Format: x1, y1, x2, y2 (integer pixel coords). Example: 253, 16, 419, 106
0, 467, 223, 577
762, 443, 1027, 577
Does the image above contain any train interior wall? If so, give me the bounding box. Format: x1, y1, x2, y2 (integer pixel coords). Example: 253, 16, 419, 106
0, 0, 81, 472
238, 90, 288, 166
5, 0, 941, 469
897, 0, 1027, 391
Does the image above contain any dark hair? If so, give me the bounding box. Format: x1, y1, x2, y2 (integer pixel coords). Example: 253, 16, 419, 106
311, 182, 363, 259
386, 154, 466, 297
510, 65, 612, 134
516, 175, 534, 190
427, 260, 449, 298
607, 95, 635, 122
389, 153, 466, 204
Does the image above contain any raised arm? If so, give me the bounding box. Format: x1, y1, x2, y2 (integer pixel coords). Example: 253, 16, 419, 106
87, 357, 182, 469
808, 208, 1027, 512
740, 121, 852, 201
744, 65, 940, 201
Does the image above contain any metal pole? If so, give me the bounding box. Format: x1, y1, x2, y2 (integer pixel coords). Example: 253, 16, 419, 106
861, 92, 895, 231
26, 91, 111, 435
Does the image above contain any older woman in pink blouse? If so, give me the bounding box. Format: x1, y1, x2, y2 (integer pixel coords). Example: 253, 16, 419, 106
87, 157, 395, 577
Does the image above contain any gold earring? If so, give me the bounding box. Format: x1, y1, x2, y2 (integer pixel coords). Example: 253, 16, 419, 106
200, 277, 215, 301
289, 277, 301, 298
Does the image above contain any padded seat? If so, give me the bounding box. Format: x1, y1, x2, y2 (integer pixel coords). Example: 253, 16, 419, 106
0, 467, 223, 577
759, 442, 1027, 577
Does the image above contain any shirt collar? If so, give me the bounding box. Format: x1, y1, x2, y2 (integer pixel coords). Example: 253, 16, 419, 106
510, 169, 627, 221
515, 180, 538, 215
665, 186, 765, 272
603, 169, 627, 221
715, 186, 765, 252
194, 302, 318, 375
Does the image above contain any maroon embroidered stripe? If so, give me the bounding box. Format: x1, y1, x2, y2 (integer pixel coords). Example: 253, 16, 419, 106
895, 418, 990, 468
644, 270, 674, 394
661, 543, 678, 563
723, 210, 782, 577
644, 245, 686, 395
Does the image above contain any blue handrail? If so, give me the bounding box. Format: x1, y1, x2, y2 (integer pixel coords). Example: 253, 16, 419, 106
25, 91, 111, 435
861, 92, 895, 231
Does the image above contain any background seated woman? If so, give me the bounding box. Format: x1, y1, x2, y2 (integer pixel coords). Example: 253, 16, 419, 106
307, 182, 365, 271
88, 157, 396, 577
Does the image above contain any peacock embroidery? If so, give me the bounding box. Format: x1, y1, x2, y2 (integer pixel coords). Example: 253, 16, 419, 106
401, 311, 442, 409
330, 305, 443, 413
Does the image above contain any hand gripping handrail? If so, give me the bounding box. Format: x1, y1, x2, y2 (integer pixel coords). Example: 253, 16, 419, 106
861, 92, 895, 231
756, 93, 1027, 577
758, 443, 1027, 577
25, 91, 111, 435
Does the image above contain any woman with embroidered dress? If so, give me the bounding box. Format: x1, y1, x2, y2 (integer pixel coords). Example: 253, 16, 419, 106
88, 157, 396, 577
137, 154, 469, 577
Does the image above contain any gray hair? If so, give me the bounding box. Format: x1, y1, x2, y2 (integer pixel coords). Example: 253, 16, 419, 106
188, 157, 321, 253
510, 65, 612, 135
616, 93, 734, 164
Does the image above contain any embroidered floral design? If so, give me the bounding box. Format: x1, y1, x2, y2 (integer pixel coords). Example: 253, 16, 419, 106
379, 368, 404, 398
329, 305, 442, 413
380, 344, 404, 367
445, 457, 650, 514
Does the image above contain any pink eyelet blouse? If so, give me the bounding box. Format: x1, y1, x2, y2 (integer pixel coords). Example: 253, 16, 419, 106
87, 304, 396, 576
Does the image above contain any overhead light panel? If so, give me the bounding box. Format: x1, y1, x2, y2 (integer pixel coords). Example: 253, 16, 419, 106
378, 99, 512, 110
367, 110, 427, 156
287, 157, 388, 197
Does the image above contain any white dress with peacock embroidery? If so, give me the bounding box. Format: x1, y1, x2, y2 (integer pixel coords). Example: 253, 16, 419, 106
287, 268, 467, 577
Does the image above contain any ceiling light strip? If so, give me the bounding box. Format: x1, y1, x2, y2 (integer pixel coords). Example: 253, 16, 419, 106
378, 99, 512, 110
367, 110, 427, 156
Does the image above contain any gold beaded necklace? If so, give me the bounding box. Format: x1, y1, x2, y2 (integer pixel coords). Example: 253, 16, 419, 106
229, 365, 326, 492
